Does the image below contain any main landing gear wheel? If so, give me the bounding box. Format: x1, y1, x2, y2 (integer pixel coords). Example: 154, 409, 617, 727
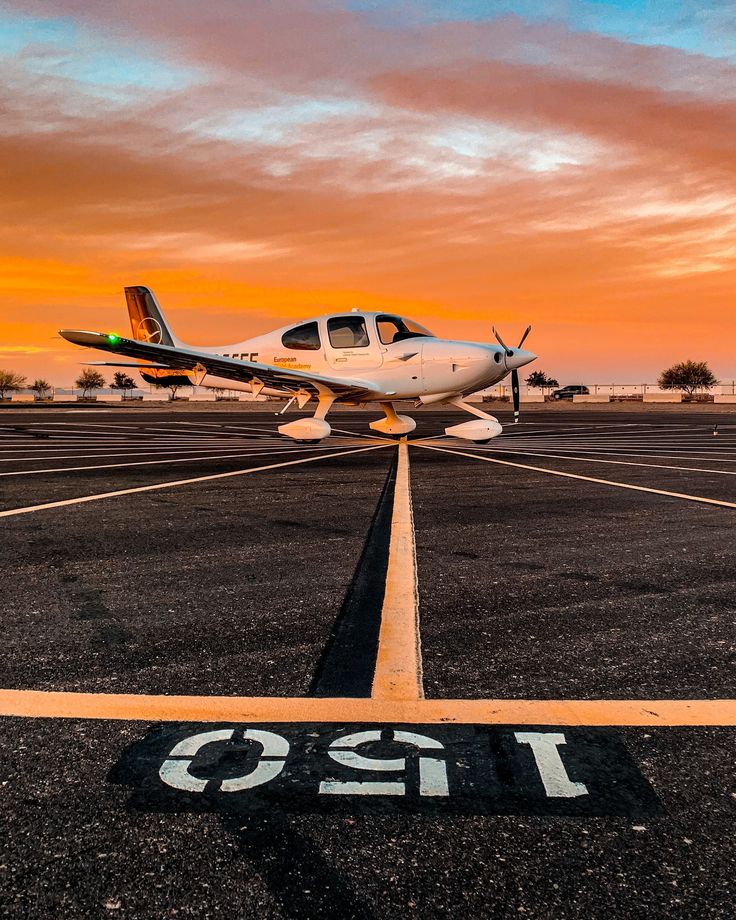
444, 418, 503, 442
278, 416, 332, 443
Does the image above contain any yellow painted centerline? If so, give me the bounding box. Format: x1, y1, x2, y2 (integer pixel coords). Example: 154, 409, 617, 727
0, 690, 734, 726
417, 444, 736, 509
372, 439, 423, 701
0, 443, 392, 518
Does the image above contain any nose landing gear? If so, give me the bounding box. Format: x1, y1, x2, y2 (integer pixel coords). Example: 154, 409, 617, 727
369, 401, 417, 437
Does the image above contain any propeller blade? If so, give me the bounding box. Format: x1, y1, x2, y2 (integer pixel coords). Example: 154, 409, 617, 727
512, 368, 520, 423
492, 326, 513, 355
517, 325, 532, 348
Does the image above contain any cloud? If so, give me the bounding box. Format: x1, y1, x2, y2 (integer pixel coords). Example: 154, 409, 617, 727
0, 1, 734, 383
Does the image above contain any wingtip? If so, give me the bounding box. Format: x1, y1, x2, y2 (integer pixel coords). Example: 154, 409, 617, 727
59, 329, 107, 346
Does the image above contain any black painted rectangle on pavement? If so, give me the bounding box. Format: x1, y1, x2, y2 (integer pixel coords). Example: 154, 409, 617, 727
111, 723, 662, 817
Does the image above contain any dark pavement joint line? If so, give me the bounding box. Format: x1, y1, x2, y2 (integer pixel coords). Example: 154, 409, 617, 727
309, 447, 399, 697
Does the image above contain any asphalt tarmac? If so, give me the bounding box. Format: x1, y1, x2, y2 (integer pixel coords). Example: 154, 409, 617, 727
1, 406, 734, 918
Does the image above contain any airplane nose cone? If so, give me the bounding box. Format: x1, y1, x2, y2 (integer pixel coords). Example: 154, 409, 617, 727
506, 348, 536, 369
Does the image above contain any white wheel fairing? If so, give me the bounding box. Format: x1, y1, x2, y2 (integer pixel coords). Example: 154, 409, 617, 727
445, 419, 503, 442
278, 418, 331, 442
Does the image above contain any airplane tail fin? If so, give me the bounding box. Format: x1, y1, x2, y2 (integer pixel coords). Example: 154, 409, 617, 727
124, 286, 183, 347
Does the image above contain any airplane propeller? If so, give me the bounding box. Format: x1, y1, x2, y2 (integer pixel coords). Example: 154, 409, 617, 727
492, 325, 532, 424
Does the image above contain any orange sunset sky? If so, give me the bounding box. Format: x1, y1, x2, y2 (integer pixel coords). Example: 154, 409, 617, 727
1, 0, 734, 385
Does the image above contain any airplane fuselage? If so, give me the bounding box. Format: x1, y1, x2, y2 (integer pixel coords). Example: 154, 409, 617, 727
61, 289, 536, 443
171, 311, 525, 403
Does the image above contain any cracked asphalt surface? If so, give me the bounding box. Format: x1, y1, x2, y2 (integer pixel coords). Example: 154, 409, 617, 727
0, 406, 734, 918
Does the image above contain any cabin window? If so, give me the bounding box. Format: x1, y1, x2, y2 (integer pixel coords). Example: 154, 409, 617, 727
281, 322, 321, 351
327, 316, 370, 348
377, 315, 434, 345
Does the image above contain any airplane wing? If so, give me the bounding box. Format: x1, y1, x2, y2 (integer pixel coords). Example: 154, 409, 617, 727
59, 330, 377, 400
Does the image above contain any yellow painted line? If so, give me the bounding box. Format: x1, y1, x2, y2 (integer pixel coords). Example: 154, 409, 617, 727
0, 690, 734, 726
372, 439, 423, 701
0, 444, 392, 518
417, 444, 736, 509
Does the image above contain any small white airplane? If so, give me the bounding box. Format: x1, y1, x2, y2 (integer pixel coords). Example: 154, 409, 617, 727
60, 286, 536, 443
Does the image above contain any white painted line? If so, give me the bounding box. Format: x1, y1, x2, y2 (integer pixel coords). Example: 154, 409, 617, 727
502, 435, 736, 445
329, 427, 390, 441
505, 440, 736, 449
506, 424, 708, 439
499, 423, 695, 439
483, 448, 736, 476
0, 446, 287, 464
0, 442, 372, 465
0, 444, 392, 518
493, 446, 736, 460
0, 436, 356, 451
0, 445, 353, 477
417, 444, 736, 509
0, 439, 268, 452
372, 439, 423, 701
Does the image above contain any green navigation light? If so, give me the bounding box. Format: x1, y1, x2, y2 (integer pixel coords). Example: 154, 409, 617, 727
107, 334, 120, 344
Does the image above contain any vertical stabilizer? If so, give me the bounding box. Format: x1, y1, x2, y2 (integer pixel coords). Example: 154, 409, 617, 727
124, 286, 183, 347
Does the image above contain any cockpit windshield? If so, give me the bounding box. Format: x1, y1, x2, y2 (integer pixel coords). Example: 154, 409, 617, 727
376, 315, 435, 345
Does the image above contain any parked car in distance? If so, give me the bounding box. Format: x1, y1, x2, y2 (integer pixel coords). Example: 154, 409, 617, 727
551, 384, 590, 400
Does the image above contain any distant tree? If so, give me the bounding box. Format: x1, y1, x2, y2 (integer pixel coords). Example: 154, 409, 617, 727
30, 378, 52, 399
111, 371, 136, 392
75, 369, 106, 398
526, 370, 559, 389
0, 369, 27, 399
658, 360, 718, 397
153, 378, 183, 400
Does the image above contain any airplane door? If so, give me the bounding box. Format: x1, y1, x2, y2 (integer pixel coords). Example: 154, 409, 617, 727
323, 315, 384, 371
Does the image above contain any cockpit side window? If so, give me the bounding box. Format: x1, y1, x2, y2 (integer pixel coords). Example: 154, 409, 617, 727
377, 315, 434, 345
327, 316, 370, 348
281, 321, 321, 351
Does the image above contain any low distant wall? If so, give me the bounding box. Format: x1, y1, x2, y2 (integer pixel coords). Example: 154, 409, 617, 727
573, 394, 610, 403
643, 393, 683, 403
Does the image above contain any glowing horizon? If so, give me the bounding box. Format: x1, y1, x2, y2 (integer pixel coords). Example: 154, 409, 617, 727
1, 1, 735, 386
